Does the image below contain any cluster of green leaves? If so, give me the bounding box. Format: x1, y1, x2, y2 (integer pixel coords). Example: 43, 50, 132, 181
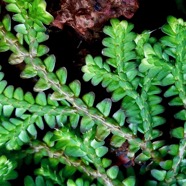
0, 155, 17, 186
0, 0, 185, 185
83, 17, 186, 185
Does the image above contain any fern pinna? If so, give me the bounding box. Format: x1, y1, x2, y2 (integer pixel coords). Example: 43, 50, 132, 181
0, 0, 185, 185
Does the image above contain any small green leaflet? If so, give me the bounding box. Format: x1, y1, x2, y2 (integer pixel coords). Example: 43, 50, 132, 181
69, 80, 81, 97
96, 98, 112, 117
44, 55, 56, 72
34, 78, 50, 92
151, 169, 166, 181
82, 92, 95, 107
2, 14, 11, 31
56, 67, 67, 84
122, 176, 136, 186
106, 165, 119, 179
64, 146, 86, 157
171, 127, 184, 139
35, 92, 47, 106
14, 24, 27, 34
80, 116, 95, 133
6, 3, 21, 13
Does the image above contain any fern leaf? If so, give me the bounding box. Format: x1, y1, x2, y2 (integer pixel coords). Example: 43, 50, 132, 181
6, 3, 21, 13
82, 92, 95, 107
21, 64, 38, 79
56, 67, 67, 85
80, 116, 95, 133
34, 78, 50, 92
96, 99, 112, 117
44, 55, 56, 72
69, 80, 81, 97
2, 14, 11, 32
44, 115, 56, 128
36, 92, 47, 106
69, 113, 80, 129
0, 155, 18, 183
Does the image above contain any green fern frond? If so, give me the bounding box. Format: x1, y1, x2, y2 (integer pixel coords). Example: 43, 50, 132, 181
83, 19, 165, 144
82, 16, 186, 184
0, 155, 18, 185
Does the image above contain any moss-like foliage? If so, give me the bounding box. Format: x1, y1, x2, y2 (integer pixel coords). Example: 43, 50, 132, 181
0, 0, 186, 185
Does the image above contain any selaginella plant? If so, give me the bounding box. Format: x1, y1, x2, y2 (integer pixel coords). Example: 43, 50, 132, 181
0, 0, 186, 185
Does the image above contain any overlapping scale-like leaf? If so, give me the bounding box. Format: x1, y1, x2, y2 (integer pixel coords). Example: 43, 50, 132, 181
21, 64, 38, 79
102, 19, 136, 69
24, 176, 54, 186
56, 67, 68, 85
2, 14, 11, 32
6, 3, 21, 13
0, 155, 18, 185
80, 116, 95, 133
0, 116, 32, 149
96, 99, 112, 117
34, 78, 50, 92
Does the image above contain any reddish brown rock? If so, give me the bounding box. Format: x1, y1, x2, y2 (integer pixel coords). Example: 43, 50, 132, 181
52, 0, 139, 39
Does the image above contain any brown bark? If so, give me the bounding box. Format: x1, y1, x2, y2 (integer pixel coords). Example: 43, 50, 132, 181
51, 0, 139, 40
